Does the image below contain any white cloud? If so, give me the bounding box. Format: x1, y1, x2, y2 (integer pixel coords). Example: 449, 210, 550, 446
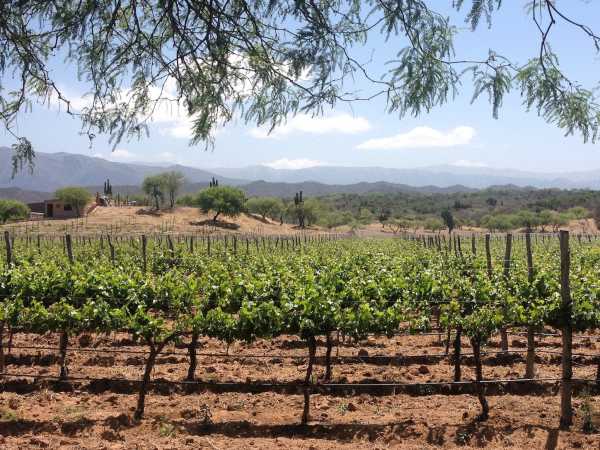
157, 151, 177, 162
263, 158, 326, 170
159, 118, 195, 139
250, 113, 371, 139
94, 148, 179, 164
356, 126, 475, 150
108, 148, 136, 161
451, 159, 488, 168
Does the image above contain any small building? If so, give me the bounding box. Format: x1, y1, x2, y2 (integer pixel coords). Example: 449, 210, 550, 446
27, 199, 81, 219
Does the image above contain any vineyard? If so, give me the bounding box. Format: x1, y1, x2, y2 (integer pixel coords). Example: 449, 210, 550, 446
1, 230, 600, 448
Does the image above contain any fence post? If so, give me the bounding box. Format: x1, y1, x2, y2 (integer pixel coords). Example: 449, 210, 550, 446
500, 233, 512, 352
3, 231, 12, 267
559, 230, 573, 429
525, 232, 536, 378
141, 235, 147, 273
485, 234, 492, 278
65, 234, 74, 264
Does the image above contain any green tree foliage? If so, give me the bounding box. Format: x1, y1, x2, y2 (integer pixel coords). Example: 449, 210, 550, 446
4, 2, 600, 170
0, 199, 30, 223
160, 171, 185, 208
246, 197, 284, 220
387, 218, 411, 234
378, 209, 391, 229
480, 214, 516, 232
195, 186, 246, 221
55, 187, 92, 217
176, 194, 195, 207
441, 209, 455, 234
142, 175, 165, 210
357, 208, 375, 225
565, 207, 589, 220
423, 217, 444, 232
320, 211, 353, 230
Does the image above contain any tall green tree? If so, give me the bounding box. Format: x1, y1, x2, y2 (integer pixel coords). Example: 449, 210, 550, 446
142, 175, 165, 210
4, 2, 600, 171
195, 186, 246, 221
160, 171, 185, 208
441, 209, 455, 234
246, 197, 284, 221
55, 187, 92, 217
0, 199, 30, 223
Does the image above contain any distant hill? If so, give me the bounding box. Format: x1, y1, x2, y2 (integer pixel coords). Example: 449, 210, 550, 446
0, 187, 51, 203
0, 147, 245, 192
2, 147, 600, 197
240, 180, 475, 197
212, 164, 600, 189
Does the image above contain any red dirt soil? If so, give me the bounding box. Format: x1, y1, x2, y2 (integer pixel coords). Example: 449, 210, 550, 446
1, 331, 599, 449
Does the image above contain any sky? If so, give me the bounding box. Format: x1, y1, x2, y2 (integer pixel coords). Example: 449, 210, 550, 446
2, 1, 600, 173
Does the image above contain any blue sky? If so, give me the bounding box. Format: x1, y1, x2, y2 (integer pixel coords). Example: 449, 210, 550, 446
2, 1, 600, 173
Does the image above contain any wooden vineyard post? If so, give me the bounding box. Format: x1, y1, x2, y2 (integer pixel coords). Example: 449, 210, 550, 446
301, 336, 317, 424
485, 234, 493, 278
525, 232, 536, 379
4, 231, 12, 267
58, 234, 74, 380
65, 234, 74, 264
453, 325, 462, 382
0, 319, 4, 374
141, 235, 147, 273
559, 230, 573, 429
500, 233, 512, 353
107, 235, 115, 265
471, 234, 476, 255
167, 235, 174, 257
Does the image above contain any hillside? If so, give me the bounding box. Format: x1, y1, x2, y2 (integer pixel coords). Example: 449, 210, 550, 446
212, 164, 600, 189
240, 180, 474, 197
3, 148, 600, 193
0, 187, 52, 203
0, 206, 325, 235
0, 147, 244, 192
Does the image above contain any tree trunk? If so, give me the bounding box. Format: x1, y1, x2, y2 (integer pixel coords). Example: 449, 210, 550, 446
302, 336, 317, 424
525, 326, 536, 379
324, 332, 333, 381
213, 211, 220, 222
58, 331, 69, 380
0, 321, 4, 373
559, 230, 573, 429
135, 344, 161, 421
187, 332, 199, 381
471, 337, 489, 421
453, 326, 462, 382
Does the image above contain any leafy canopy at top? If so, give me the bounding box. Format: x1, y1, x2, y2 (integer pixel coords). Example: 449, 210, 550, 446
55, 187, 92, 216
195, 186, 246, 221
2, 0, 600, 169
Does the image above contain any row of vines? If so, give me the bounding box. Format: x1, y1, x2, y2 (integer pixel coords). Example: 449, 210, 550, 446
0, 230, 598, 427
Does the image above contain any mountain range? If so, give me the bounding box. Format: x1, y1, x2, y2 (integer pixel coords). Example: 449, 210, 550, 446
2, 146, 600, 203
211, 164, 600, 190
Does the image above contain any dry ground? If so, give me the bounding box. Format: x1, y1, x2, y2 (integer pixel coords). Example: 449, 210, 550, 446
353, 219, 599, 238
1, 206, 330, 236
2, 206, 597, 238
1, 330, 600, 449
